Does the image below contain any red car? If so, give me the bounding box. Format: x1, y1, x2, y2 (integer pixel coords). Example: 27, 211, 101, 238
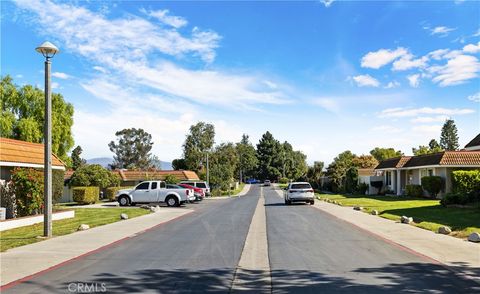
178, 183, 204, 201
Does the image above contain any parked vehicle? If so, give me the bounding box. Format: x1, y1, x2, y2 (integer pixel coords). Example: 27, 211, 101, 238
178, 183, 205, 201
179, 181, 211, 197
246, 178, 261, 184
116, 181, 195, 207
284, 182, 315, 205
264, 180, 271, 186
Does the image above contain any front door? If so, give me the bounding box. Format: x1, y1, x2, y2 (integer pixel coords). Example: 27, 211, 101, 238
132, 182, 151, 202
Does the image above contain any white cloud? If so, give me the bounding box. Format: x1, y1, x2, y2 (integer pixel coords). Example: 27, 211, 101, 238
141, 8, 188, 28
412, 125, 442, 135
429, 26, 456, 37
473, 28, 480, 37
392, 54, 428, 71
379, 107, 475, 118
468, 92, 480, 102
361, 47, 407, 69
407, 74, 420, 88
52, 72, 70, 79
427, 49, 450, 60
352, 74, 380, 87
321, 0, 335, 7
93, 66, 108, 73
51, 82, 60, 89
463, 41, 480, 54
410, 115, 449, 123
385, 81, 400, 89
430, 54, 480, 86
312, 98, 340, 113
15, 74, 23, 78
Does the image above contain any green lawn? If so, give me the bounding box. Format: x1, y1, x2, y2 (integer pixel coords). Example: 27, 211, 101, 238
318, 193, 480, 239
0, 208, 150, 252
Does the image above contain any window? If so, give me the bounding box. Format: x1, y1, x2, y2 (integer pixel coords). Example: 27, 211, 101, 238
151, 182, 157, 189
407, 170, 414, 184
290, 183, 312, 189
196, 183, 207, 188
136, 182, 150, 190
386, 171, 392, 186
160, 182, 166, 189
421, 168, 434, 178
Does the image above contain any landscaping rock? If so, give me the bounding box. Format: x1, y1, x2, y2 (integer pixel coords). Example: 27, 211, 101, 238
438, 226, 452, 235
353, 206, 363, 211
468, 232, 480, 243
149, 206, 160, 213
400, 216, 413, 224
120, 213, 129, 220
78, 224, 90, 231
371, 210, 379, 215
140, 205, 150, 210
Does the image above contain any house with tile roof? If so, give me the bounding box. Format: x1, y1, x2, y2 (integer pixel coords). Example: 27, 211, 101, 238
0, 137, 65, 182
113, 169, 200, 186
375, 134, 480, 197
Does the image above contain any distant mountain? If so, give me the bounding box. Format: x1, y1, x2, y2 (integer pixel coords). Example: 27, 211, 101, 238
86, 157, 172, 170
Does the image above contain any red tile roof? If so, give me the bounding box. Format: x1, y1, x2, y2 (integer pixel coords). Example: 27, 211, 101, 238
115, 170, 200, 181
375, 156, 412, 169
376, 151, 480, 169
0, 137, 65, 168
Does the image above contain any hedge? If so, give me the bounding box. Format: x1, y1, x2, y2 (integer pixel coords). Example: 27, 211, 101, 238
279, 177, 289, 184
405, 184, 423, 197
452, 170, 480, 195
105, 186, 133, 201
73, 186, 99, 204
421, 176, 444, 198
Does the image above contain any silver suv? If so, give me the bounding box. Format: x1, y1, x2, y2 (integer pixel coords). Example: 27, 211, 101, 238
284, 182, 315, 205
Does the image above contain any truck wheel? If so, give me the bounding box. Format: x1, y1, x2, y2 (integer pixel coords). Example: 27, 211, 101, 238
166, 196, 179, 207
310, 200, 315, 205
118, 195, 130, 207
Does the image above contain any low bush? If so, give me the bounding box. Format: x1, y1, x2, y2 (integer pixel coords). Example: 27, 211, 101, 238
279, 177, 289, 184
405, 184, 423, 197
357, 183, 369, 195
164, 174, 179, 184
440, 192, 470, 206
421, 176, 444, 198
73, 186, 99, 204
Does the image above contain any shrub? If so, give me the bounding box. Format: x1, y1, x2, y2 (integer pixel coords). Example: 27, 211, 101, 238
11, 168, 44, 217
72, 186, 99, 204
357, 183, 369, 195
164, 174, 178, 184
52, 169, 65, 203
452, 170, 480, 194
70, 164, 120, 189
370, 181, 383, 194
440, 192, 469, 206
0, 181, 16, 219
279, 177, 289, 184
421, 176, 444, 198
405, 184, 423, 197
105, 186, 133, 201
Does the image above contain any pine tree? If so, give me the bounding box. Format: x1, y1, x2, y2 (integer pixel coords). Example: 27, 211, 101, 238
440, 119, 459, 151
71, 145, 86, 170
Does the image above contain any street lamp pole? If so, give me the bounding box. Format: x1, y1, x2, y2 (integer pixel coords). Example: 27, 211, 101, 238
36, 41, 59, 238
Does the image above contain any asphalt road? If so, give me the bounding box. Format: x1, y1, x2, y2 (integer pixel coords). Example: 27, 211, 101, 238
264, 186, 479, 293
5, 190, 259, 294
5, 185, 480, 293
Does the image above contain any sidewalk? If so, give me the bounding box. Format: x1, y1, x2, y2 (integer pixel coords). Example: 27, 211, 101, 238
273, 189, 480, 282
0, 207, 193, 287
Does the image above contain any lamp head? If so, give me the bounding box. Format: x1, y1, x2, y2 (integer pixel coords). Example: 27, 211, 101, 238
36, 41, 59, 59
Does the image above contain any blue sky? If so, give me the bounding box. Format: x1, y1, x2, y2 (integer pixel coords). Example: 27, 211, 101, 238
1, 0, 479, 164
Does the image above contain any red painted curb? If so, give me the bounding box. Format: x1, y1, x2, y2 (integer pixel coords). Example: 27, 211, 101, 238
0, 210, 195, 291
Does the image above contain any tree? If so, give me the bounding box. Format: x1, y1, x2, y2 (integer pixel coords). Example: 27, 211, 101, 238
236, 134, 258, 182
209, 143, 239, 190
369, 147, 403, 161
1, 75, 74, 162
306, 161, 324, 188
149, 155, 163, 170
440, 119, 459, 151
183, 122, 215, 173
172, 158, 188, 170
327, 150, 356, 192
352, 155, 378, 168
256, 131, 282, 180
412, 139, 443, 155
71, 145, 86, 170
69, 164, 120, 189
108, 128, 154, 169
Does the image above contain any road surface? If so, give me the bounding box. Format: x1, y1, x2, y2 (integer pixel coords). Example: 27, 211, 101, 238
4, 185, 479, 293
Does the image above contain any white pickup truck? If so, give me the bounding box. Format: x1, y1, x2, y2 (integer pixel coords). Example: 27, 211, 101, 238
116, 181, 195, 207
